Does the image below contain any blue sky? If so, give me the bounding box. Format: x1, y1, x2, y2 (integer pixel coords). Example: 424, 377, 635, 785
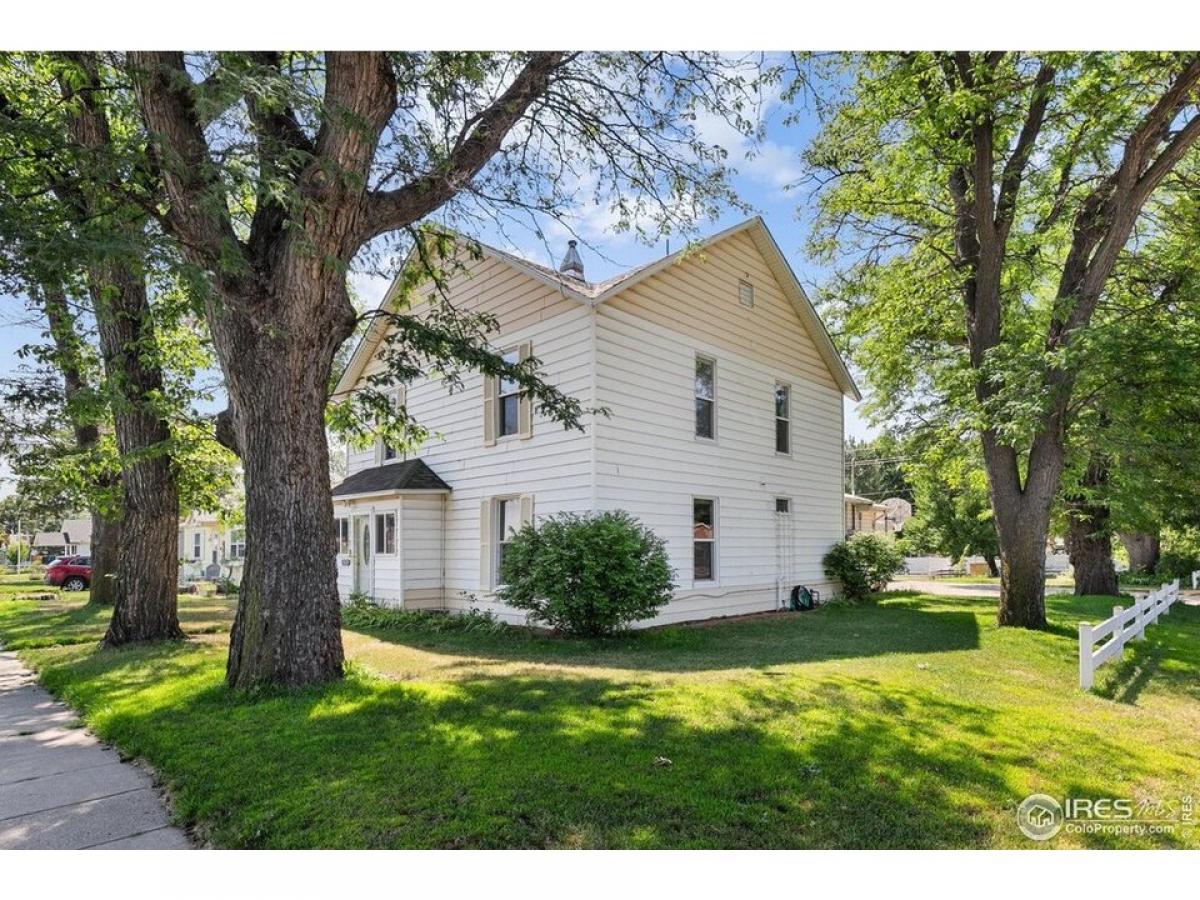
0, 80, 876, 497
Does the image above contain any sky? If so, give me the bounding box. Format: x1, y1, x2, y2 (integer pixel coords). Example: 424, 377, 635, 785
0, 69, 877, 499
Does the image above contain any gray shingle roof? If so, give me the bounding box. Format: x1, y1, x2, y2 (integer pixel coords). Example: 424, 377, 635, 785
331, 459, 451, 498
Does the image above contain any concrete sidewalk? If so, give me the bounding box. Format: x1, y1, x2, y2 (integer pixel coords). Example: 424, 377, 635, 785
0, 650, 190, 850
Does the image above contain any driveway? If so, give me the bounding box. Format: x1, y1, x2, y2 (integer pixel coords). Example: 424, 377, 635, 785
0, 650, 190, 849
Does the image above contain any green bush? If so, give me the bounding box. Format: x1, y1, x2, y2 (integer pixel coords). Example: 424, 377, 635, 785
498, 511, 674, 636
823, 533, 906, 601
1156, 551, 1200, 583
341, 595, 509, 635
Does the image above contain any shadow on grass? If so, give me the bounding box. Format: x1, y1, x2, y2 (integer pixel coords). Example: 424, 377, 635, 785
38, 641, 1016, 848
344, 597, 982, 675
1093, 604, 1200, 706
0, 595, 235, 650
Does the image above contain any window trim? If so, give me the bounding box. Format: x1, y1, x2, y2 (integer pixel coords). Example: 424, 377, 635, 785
694, 354, 717, 442
495, 347, 522, 440
692, 496, 718, 585
774, 382, 792, 455
192, 531, 202, 561
378, 387, 405, 465
373, 511, 397, 556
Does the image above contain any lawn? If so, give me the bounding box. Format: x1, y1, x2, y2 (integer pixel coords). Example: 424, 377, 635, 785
1, 585, 1198, 848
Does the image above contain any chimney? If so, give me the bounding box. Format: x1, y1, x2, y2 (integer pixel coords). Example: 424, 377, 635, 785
559, 240, 584, 279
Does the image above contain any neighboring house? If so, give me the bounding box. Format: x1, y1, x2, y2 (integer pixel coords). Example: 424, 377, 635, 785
844, 494, 889, 536
31, 516, 92, 558
178, 512, 245, 583
331, 217, 859, 625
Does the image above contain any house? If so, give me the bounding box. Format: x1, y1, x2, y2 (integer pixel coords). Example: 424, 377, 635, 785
331, 217, 859, 625
31, 516, 92, 558
844, 494, 889, 536
178, 512, 245, 583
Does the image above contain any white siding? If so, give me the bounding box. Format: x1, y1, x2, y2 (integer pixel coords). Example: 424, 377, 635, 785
593, 232, 844, 622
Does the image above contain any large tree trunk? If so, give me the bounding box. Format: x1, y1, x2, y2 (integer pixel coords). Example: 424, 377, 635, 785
984, 433, 1061, 630
1066, 460, 1118, 597
1120, 532, 1160, 575
88, 511, 121, 606
93, 264, 183, 645
984, 553, 999, 578
220, 282, 352, 690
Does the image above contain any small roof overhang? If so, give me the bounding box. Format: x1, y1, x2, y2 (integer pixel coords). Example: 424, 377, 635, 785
331, 459, 451, 500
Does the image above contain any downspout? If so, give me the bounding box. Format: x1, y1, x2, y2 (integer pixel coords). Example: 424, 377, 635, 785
589, 301, 599, 514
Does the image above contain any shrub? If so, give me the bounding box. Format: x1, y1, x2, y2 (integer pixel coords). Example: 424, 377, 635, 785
341, 595, 509, 635
823, 533, 906, 601
498, 511, 674, 636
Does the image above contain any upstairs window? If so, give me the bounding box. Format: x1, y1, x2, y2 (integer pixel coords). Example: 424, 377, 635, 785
498, 349, 521, 437
738, 279, 754, 308
374, 512, 396, 555
775, 384, 791, 454
695, 356, 716, 439
693, 498, 717, 582
381, 387, 404, 462
192, 532, 201, 560
229, 528, 246, 559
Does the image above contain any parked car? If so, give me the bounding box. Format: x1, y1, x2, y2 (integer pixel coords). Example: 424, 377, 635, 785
44, 555, 91, 592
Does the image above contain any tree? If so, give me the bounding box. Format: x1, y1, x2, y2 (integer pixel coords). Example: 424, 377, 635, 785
902, 449, 1000, 576
845, 433, 913, 502
803, 53, 1200, 628
127, 51, 753, 689
0, 52, 208, 640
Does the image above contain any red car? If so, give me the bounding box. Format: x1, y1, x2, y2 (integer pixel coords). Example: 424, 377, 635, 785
44, 555, 92, 592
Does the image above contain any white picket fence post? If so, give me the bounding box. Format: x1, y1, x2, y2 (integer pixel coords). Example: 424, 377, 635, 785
1078, 581, 1180, 690
1192, 570, 1199, 590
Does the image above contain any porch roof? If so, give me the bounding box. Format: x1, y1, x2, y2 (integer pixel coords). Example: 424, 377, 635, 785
331, 459, 451, 499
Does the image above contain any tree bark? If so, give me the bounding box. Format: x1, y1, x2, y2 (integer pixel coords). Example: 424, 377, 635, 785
93, 263, 183, 645
88, 511, 121, 605
984, 553, 999, 578
221, 284, 351, 689
991, 486, 1053, 628
1120, 532, 1160, 575
1066, 461, 1119, 597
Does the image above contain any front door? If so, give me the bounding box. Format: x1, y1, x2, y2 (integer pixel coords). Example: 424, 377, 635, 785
354, 515, 372, 595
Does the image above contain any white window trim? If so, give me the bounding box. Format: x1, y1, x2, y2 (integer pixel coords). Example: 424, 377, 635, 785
377, 387, 406, 466
775, 381, 792, 456
694, 354, 717, 443
738, 278, 754, 308
373, 511, 398, 556
192, 531, 202, 560
496, 347, 522, 442
692, 496, 719, 586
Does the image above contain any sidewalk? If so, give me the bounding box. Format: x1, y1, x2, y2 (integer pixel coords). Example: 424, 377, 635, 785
0, 650, 190, 849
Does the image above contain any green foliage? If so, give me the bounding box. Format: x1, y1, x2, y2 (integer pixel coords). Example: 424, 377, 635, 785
498, 511, 674, 636
845, 433, 913, 502
899, 444, 998, 565
341, 596, 509, 636
1153, 527, 1200, 582
823, 534, 906, 601
5, 541, 31, 566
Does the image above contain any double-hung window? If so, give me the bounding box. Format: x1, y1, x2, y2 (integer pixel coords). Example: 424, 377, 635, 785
374, 512, 396, 555
381, 387, 404, 462
693, 498, 717, 583
775, 383, 791, 454
497, 350, 521, 438
192, 532, 201, 560
229, 528, 246, 559
495, 497, 521, 584
695, 356, 716, 439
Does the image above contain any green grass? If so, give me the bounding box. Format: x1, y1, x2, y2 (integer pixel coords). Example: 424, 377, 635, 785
1, 589, 1197, 848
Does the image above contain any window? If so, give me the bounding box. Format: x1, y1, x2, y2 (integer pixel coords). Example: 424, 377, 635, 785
738, 279, 754, 308
337, 518, 350, 555
495, 498, 522, 583
695, 356, 716, 439
775, 498, 791, 514
192, 532, 201, 560
775, 383, 791, 454
381, 387, 404, 462
229, 528, 246, 560
497, 349, 521, 437
374, 512, 396, 555
178, 532, 185, 559
693, 498, 716, 582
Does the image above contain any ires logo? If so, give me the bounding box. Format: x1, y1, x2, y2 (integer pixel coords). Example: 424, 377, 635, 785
1063, 798, 1134, 820
1017, 794, 1186, 841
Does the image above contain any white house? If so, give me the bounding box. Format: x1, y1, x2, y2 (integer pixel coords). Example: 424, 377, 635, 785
331, 217, 859, 625
178, 512, 245, 583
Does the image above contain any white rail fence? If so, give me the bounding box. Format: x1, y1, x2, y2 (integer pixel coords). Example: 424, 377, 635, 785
1078, 580, 1179, 689
1192, 569, 1200, 590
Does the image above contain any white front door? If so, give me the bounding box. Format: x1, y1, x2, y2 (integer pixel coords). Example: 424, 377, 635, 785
354, 515, 372, 595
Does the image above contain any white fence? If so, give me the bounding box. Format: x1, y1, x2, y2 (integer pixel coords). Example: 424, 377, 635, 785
1078, 580, 1179, 689
1192, 569, 1200, 590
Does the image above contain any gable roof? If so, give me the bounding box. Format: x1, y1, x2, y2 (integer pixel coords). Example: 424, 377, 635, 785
334, 217, 859, 400
331, 459, 451, 499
